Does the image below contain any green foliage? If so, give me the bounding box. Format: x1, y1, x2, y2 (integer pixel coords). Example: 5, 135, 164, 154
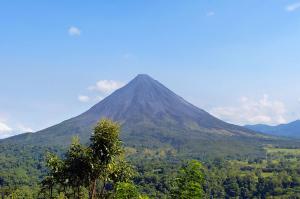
108, 156, 135, 184
170, 160, 204, 199
3, 120, 300, 199
8, 186, 38, 199
89, 119, 123, 198
115, 182, 140, 199
90, 119, 122, 165
41, 118, 140, 199
64, 137, 91, 189
56, 192, 67, 199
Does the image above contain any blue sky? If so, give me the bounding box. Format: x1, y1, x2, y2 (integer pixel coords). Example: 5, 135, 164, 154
1, 0, 300, 138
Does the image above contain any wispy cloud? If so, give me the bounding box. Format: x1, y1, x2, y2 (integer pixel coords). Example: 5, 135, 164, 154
78, 80, 124, 103
88, 80, 124, 94
285, 2, 300, 12
0, 121, 33, 139
211, 95, 287, 125
68, 26, 81, 36
78, 95, 90, 103
0, 122, 12, 133
78, 95, 104, 103
206, 11, 215, 17
17, 124, 33, 133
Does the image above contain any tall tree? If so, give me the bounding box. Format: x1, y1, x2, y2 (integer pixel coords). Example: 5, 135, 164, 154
89, 119, 122, 198
64, 137, 91, 198
170, 160, 204, 199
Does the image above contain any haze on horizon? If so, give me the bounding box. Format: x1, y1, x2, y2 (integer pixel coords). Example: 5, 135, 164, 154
1, 1, 300, 138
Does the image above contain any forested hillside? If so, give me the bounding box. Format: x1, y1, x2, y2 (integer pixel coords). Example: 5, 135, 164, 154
2, 119, 300, 198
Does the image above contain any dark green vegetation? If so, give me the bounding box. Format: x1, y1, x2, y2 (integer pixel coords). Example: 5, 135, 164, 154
40, 119, 146, 199
2, 140, 300, 198
170, 160, 204, 198
245, 120, 300, 138
128, 145, 300, 198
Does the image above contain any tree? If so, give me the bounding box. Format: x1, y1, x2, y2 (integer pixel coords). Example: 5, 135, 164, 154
170, 160, 204, 199
114, 182, 140, 199
115, 182, 149, 199
42, 152, 67, 198
223, 176, 240, 197
89, 119, 123, 199
64, 137, 91, 198
41, 118, 138, 199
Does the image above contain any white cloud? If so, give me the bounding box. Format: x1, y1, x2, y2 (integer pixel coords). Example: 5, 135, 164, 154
88, 80, 124, 94
78, 95, 90, 102
77, 80, 124, 103
0, 115, 33, 139
0, 122, 12, 132
68, 26, 81, 36
0, 121, 14, 139
206, 11, 215, 17
211, 95, 287, 125
17, 124, 33, 133
285, 2, 300, 12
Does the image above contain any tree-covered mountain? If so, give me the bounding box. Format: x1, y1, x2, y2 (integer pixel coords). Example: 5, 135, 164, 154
245, 120, 300, 138
1, 74, 284, 158
3, 74, 300, 198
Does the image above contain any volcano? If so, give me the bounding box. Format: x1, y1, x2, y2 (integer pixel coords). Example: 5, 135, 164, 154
3, 74, 271, 157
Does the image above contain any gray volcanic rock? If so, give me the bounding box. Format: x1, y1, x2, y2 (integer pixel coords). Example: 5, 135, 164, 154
3, 74, 265, 157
